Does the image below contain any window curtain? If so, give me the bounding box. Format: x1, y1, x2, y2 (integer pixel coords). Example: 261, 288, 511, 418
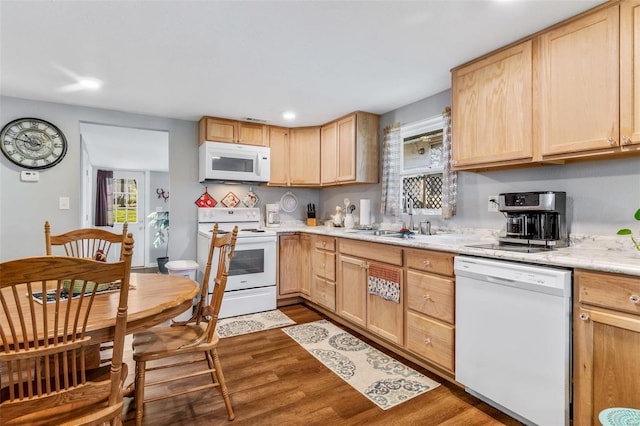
380, 123, 402, 217
441, 107, 457, 219
95, 169, 114, 226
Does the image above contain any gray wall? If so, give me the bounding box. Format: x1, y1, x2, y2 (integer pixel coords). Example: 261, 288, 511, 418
2, 90, 638, 264
0, 95, 200, 262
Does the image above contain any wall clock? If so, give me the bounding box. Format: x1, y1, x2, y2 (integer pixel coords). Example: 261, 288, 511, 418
1, 117, 68, 170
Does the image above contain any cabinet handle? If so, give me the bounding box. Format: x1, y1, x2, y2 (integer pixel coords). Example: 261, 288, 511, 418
422, 260, 431, 267
630, 295, 640, 304
363, 262, 369, 270
622, 135, 631, 145
607, 137, 617, 146
423, 294, 431, 301
579, 313, 589, 321
322, 241, 326, 247
423, 338, 432, 345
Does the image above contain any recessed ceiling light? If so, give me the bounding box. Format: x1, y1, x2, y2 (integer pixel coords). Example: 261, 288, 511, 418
78, 78, 103, 90
282, 111, 296, 121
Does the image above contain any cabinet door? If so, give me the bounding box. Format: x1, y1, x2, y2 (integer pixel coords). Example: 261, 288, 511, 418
367, 263, 404, 345
238, 122, 268, 147
203, 117, 237, 143
321, 121, 338, 185
574, 306, 640, 425
300, 234, 312, 296
451, 41, 533, 168
537, 6, 620, 156
621, 0, 640, 149
337, 255, 367, 327
337, 114, 356, 182
269, 126, 289, 186
289, 127, 321, 185
313, 277, 336, 311
278, 234, 300, 296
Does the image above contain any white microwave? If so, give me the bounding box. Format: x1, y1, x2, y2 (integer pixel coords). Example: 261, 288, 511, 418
199, 141, 271, 183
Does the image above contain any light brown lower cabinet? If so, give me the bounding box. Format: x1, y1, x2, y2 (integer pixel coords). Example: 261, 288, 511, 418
278, 234, 301, 297
573, 269, 640, 425
405, 311, 454, 372
311, 235, 336, 311
300, 234, 311, 297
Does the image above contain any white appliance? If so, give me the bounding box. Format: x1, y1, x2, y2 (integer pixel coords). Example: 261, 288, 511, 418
454, 256, 572, 426
197, 207, 277, 319
199, 141, 270, 183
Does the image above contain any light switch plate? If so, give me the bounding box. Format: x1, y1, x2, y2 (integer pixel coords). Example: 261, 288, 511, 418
59, 197, 70, 210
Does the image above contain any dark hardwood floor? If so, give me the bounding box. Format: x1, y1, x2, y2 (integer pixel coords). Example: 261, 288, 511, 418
122, 304, 522, 425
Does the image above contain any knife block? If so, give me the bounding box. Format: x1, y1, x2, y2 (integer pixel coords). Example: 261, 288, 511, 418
306, 218, 317, 226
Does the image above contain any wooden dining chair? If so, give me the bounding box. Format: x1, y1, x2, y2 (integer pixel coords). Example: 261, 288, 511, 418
45, 220, 130, 366
132, 224, 238, 426
0, 234, 134, 426
45, 221, 129, 262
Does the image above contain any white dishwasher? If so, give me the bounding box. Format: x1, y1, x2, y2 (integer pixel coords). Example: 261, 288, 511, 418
454, 256, 572, 426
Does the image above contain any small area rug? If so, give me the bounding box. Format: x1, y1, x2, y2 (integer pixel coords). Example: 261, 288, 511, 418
282, 320, 440, 410
216, 309, 295, 338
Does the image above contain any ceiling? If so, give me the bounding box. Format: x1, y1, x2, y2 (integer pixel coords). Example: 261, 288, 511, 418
80, 123, 169, 172
1, 0, 605, 127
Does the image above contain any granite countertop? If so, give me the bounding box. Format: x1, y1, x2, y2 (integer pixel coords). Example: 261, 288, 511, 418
270, 223, 640, 277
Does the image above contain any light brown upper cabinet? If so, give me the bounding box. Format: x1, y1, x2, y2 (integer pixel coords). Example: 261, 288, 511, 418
451, 40, 533, 169
451, 0, 640, 170
321, 112, 380, 185
198, 116, 268, 147
269, 126, 321, 187
537, 5, 621, 157
621, 0, 640, 150
269, 126, 290, 186
289, 127, 321, 185
321, 121, 338, 185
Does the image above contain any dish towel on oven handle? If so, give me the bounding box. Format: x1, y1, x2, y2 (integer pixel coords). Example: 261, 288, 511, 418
367, 262, 401, 303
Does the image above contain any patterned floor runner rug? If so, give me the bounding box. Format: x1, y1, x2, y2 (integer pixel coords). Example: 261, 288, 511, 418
282, 320, 440, 410
216, 309, 295, 338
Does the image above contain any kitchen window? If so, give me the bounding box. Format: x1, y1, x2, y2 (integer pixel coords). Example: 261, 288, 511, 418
400, 115, 444, 215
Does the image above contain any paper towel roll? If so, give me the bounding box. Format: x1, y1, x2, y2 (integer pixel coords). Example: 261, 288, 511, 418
360, 199, 371, 226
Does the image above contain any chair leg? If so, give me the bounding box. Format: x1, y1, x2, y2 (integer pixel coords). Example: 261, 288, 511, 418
134, 360, 146, 426
204, 350, 219, 385
211, 349, 235, 421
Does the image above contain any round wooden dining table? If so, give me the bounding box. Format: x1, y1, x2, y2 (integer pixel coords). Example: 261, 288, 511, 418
87, 273, 200, 343
0, 272, 200, 347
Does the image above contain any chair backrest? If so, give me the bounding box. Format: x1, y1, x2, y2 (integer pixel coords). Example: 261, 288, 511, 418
45, 221, 129, 262
0, 234, 134, 425
196, 224, 238, 342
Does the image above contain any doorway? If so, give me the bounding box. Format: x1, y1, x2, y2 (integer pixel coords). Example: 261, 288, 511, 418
79, 122, 169, 269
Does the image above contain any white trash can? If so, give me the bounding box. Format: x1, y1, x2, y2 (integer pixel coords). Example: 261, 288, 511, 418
166, 260, 199, 322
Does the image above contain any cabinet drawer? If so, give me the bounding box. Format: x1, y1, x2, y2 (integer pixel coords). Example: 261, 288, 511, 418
313, 277, 336, 311
406, 311, 454, 372
405, 248, 454, 277
314, 250, 335, 281
339, 239, 403, 266
406, 271, 455, 324
577, 269, 640, 315
315, 236, 336, 251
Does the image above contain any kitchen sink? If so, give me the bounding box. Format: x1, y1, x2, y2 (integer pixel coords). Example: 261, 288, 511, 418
379, 233, 471, 243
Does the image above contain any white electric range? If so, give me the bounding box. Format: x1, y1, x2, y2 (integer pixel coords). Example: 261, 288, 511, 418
196, 207, 277, 319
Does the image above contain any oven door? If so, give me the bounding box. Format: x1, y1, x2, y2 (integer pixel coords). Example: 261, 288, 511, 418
212, 235, 277, 292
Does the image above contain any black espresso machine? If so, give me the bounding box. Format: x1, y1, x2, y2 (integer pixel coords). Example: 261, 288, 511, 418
497, 191, 568, 249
